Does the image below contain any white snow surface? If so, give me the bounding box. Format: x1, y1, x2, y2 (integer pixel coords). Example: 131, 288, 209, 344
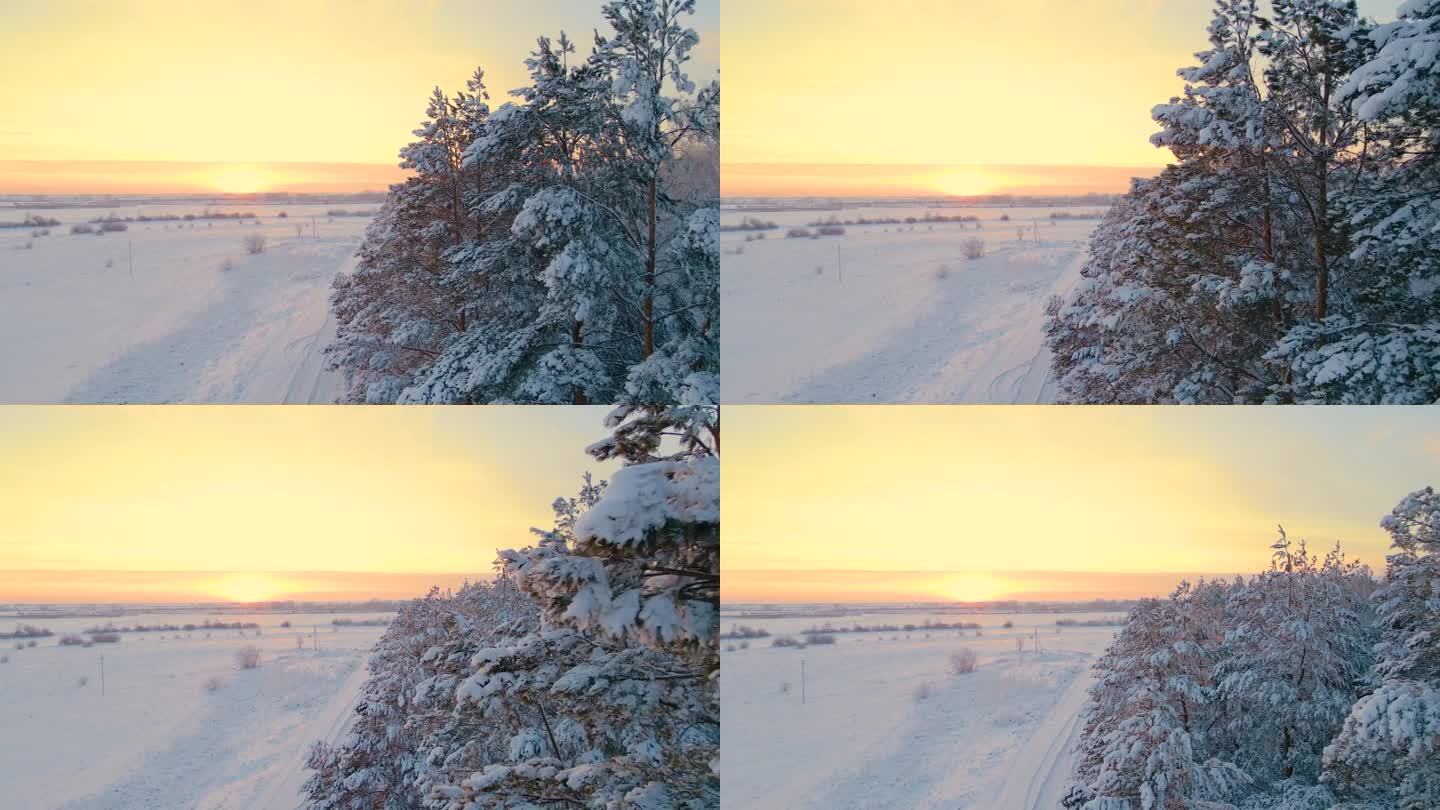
722, 610, 1117, 809
0, 203, 369, 403
0, 611, 388, 809
720, 206, 1099, 403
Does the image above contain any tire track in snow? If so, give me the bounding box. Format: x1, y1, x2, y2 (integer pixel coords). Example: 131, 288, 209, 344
989, 654, 1094, 810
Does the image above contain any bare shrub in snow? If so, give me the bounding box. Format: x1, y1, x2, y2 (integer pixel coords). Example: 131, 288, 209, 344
1002, 620, 1014, 628
935, 265, 950, 280
786, 227, 812, 239
59, 634, 85, 646
804, 633, 837, 645
771, 635, 805, 649
1000, 213, 1011, 221
779, 681, 791, 694
235, 645, 261, 669
816, 224, 846, 236
950, 647, 979, 675
77, 676, 88, 687
220, 258, 235, 272
89, 632, 120, 644
70, 223, 94, 234
243, 233, 267, 255
964, 238, 985, 260
204, 675, 225, 693
913, 682, 933, 702
99, 221, 127, 232
739, 641, 750, 649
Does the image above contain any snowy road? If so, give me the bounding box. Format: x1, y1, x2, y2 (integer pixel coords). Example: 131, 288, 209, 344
723, 613, 1114, 809
0, 203, 364, 403
721, 206, 1099, 403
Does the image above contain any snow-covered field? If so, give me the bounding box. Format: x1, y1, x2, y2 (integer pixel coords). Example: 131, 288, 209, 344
0, 203, 371, 403
0, 611, 389, 809
720, 205, 1101, 403
721, 610, 1118, 810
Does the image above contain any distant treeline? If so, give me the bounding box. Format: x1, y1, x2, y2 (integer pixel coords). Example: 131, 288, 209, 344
807, 213, 979, 227
801, 619, 983, 635
719, 624, 771, 639
0, 624, 53, 639
83, 619, 260, 634
1048, 211, 1108, 220
0, 214, 61, 229
1055, 617, 1127, 626
89, 211, 258, 224
331, 617, 391, 627
719, 216, 778, 232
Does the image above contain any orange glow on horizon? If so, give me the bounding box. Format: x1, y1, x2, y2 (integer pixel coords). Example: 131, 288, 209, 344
205, 165, 278, 195
935, 573, 1009, 603
928, 167, 1003, 198
207, 573, 287, 603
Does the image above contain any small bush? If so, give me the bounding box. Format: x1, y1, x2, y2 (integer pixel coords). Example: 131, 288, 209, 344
220, 258, 235, 272
99, 221, 128, 232
243, 233, 267, 255
804, 633, 837, 645
70, 223, 95, 234
1000, 213, 1011, 221
59, 634, 86, 646
77, 676, 88, 688
913, 682, 933, 702
779, 682, 791, 694
739, 641, 749, 650
950, 648, 979, 675
725, 643, 736, 652
963, 238, 985, 260
786, 227, 812, 239
26, 640, 36, 648
815, 224, 846, 236
277, 211, 288, 218
1002, 620, 1014, 629
89, 632, 120, 644
935, 265, 950, 280
814, 265, 824, 276
771, 635, 805, 649
236, 645, 261, 669
204, 675, 225, 693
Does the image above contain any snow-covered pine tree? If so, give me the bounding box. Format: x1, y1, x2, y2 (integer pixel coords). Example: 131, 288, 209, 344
1266, 0, 1440, 402
327, 75, 504, 404
426, 463, 719, 808
1324, 486, 1440, 809
1065, 581, 1248, 809
1044, 0, 1440, 404
303, 581, 537, 808
325, 0, 717, 406
500, 402, 719, 680
1214, 532, 1374, 793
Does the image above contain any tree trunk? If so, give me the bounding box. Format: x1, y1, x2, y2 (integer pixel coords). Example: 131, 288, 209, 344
643, 174, 657, 358
1314, 156, 1329, 320
572, 319, 587, 405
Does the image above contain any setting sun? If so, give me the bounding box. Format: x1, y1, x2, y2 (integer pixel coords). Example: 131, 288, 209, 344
207, 573, 286, 603
928, 167, 1000, 198
936, 572, 1007, 603
207, 164, 275, 194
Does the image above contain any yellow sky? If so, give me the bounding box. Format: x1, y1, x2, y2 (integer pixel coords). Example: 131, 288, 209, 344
720, 0, 1396, 196
723, 406, 1439, 602
0, 0, 718, 193
0, 406, 617, 603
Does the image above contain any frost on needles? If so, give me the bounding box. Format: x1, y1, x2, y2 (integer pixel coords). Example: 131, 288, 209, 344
302, 403, 719, 809
1045, 0, 1440, 404
325, 0, 719, 405
1064, 486, 1440, 810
